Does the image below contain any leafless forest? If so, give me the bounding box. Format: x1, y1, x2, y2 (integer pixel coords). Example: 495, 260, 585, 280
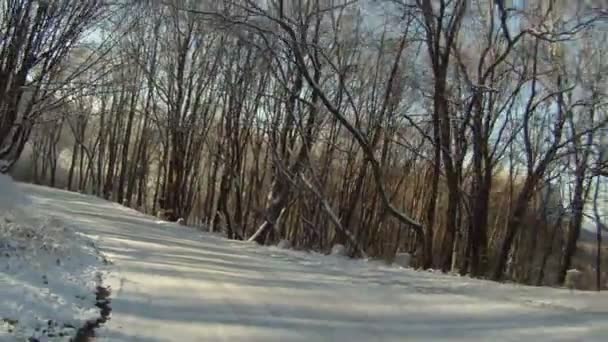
1, 0, 607, 289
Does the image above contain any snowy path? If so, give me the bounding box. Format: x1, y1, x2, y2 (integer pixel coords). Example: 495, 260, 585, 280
23, 184, 608, 341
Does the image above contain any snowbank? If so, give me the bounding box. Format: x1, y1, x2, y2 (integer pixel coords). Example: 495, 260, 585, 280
0, 174, 107, 341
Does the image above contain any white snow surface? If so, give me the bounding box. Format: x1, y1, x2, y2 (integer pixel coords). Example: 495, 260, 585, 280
0, 175, 107, 341
330, 244, 347, 256
14, 183, 608, 341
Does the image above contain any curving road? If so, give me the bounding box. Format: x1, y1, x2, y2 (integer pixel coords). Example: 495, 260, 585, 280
24, 184, 608, 342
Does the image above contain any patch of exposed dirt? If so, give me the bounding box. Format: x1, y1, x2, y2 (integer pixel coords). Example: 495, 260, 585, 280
71, 286, 111, 342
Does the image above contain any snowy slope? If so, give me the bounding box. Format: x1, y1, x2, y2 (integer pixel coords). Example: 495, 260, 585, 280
21, 183, 608, 342
0, 175, 108, 341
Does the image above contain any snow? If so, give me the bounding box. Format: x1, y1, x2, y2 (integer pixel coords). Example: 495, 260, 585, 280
565, 269, 583, 290
330, 244, 347, 256
0, 174, 107, 341
277, 240, 291, 249
11, 183, 608, 341
393, 253, 411, 268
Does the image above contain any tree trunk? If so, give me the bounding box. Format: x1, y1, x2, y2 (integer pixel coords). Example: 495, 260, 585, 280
116, 87, 138, 205
557, 172, 586, 284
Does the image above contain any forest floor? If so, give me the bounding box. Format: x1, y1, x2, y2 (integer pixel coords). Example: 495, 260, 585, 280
2, 179, 608, 341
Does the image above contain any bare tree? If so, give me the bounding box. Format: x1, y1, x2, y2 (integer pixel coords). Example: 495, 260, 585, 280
0, 0, 105, 172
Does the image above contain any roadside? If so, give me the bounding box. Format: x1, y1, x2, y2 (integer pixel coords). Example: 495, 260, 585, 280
0, 174, 110, 341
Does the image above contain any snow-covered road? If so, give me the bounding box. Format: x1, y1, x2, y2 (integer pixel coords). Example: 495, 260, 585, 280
23, 184, 608, 341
